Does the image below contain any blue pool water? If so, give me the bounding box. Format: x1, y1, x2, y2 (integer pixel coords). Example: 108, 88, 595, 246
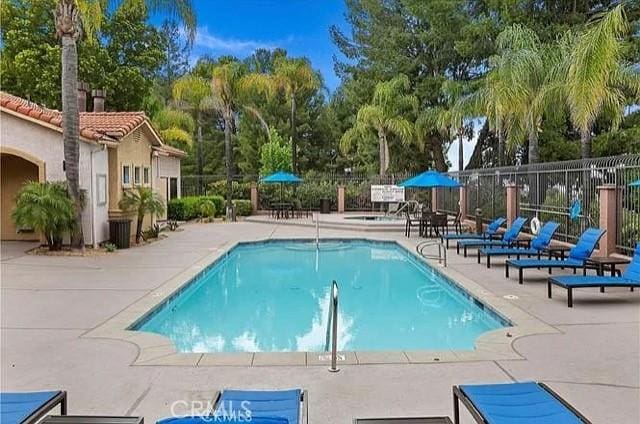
134, 240, 508, 353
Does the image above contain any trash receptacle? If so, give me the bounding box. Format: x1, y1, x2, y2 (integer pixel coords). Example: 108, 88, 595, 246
320, 198, 331, 214
475, 208, 483, 235
109, 218, 132, 249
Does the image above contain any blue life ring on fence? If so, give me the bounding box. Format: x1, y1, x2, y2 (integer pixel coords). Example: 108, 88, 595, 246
570, 200, 581, 221
530, 217, 542, 235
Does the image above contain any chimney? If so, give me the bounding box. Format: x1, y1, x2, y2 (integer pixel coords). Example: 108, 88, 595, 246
92, 89, 106, 112
77, 82, 89, 112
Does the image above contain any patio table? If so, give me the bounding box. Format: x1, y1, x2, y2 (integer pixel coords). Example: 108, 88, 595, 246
586, 256, 632, 293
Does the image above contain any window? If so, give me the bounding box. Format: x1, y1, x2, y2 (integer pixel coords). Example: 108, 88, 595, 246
134, 166, 141, 185
97, 174, 107, 205
122, 165, 131, 186
143, 167, 150, 185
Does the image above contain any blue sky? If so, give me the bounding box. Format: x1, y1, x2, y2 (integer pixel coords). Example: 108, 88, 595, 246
186, 0, 348, 92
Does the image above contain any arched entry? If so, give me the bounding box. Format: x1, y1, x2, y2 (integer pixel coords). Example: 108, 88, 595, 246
1, 149, 45, 241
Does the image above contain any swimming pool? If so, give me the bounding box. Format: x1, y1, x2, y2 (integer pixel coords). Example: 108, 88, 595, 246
133, 239, 508, 353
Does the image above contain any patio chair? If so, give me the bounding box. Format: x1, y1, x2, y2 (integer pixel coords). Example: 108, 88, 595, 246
477, 221, 561, 268
441, 217, 506, 249
505, 228, 606, 285
453, 381, 592, 424
429, 213, 449, 238
157, 389, 306, 424
456, 217, 528, 257
404, 208, 422, 237
1, 391, 67, 424
548, 242, 640, 307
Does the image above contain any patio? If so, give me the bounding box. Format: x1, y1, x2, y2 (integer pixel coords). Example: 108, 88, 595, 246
1, 220, 638, 423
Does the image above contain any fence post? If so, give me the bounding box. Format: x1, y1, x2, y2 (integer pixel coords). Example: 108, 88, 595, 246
597, 185, 619, 256
459, 186, 468, 220
506, 183, 520, 226
431, 188, 438, 212
337, 185, 345, 213
250, 183, 259, 213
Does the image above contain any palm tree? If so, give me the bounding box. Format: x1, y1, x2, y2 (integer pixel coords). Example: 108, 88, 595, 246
12, 182, 76, 251
119, 186, 165, 244
272, 57, 321, 174
204, 62, 269, 218
562, 5, 639, 158
172, 75, 210, 193
341, 75, 417, 176
420, 80, 472, 171
54, 0, 195, 249
493, 24, 558, 164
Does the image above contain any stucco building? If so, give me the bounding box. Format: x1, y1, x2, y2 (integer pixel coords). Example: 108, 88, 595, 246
0, 90, 184, 246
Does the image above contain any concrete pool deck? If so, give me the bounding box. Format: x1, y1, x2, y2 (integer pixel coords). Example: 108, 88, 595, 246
1, 220, 639, 423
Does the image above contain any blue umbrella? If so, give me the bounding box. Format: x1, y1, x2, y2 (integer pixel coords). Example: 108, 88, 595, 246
399, 170, 461, 188
261, 171, 303, 184
630, 179, 640, 187
260, 171, 303, 203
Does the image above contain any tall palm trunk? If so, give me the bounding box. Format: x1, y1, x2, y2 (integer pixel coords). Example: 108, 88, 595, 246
224, 112, 234, 220
432, 137, 447, 172
497, 128, 505, 166
580, 128, 591, 159
457, 127, 464, 171
290, 95, 297, 174
196, 110, 203, 194
528, 131, 539, 164
56, 0, 84, 249
377, 128, 387, 177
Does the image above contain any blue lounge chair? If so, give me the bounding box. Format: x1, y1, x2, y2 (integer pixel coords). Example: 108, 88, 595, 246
456, 217, 528, 257
505, 228, 606, 285
548, 243, 640, 307
441, 217, 506, 248
477, 221, 560, 268
213, 389, 306, 424
0, 391, 67, 424
453, 381, 592, 423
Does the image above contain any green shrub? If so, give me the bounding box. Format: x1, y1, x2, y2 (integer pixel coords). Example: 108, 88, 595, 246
104, 242, 117, 252
167, 195, 225, 220
12, 181, 75, 251
197, 199, 216, 221
233, 199, 252, 216
207, 181, 251, 199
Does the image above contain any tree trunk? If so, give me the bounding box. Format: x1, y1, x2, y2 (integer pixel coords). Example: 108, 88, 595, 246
61, 34, 84, 249
290, 94, 297, 174
528, 130, 539, 164
497, 128, 505, 166
196, 110, 203, 195
224, 113, 235, 220
383, 133, 390, 175
136, 212, 144, 244
432, 136, 447, 172
378, 129, 386, 177
457, 128, 464, 171
580, 128, 591, 159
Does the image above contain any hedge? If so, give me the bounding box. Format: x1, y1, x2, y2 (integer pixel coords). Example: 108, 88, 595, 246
207, 181, 251, 199
233, 199, 252, 216
167, 195, 224, 220
167, 196, 253, 220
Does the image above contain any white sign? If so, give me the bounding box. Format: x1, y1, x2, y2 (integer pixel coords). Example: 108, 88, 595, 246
371, 185, 405, 202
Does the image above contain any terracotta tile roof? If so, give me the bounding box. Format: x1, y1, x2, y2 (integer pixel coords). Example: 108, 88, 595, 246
1, 91, 144, 142
153, 144, 188, 158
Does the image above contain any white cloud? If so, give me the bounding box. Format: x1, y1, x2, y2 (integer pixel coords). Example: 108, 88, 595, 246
193, 27, 291, 54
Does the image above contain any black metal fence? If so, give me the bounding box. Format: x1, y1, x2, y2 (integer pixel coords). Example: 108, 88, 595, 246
181, 154, 640, 254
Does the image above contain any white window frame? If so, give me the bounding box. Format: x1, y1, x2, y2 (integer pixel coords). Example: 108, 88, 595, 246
96, 174, 107, 206
143, 167, 150, 186
122, 165, 131, 187
134, 166, 141, 186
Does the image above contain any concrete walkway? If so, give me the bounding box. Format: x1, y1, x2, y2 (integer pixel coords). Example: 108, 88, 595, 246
1, 221, 638, 423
